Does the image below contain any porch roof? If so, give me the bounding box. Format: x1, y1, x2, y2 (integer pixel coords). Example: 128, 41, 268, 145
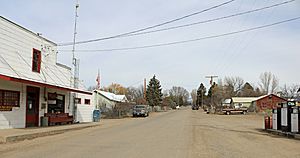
0, 74, 92, 95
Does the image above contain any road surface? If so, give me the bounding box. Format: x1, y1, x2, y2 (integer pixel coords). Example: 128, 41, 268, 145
1, 108, 300, 158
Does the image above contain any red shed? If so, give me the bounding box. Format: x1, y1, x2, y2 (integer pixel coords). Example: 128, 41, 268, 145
254, 94, 287, 112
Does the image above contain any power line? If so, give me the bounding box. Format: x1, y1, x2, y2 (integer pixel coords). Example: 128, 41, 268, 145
220, 0, 278, 76
58, 16, 300, 52
58, 0, 236, 46
94, 0, 295, 39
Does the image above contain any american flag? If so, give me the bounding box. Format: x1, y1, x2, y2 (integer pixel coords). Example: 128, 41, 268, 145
96, 70, 100, 89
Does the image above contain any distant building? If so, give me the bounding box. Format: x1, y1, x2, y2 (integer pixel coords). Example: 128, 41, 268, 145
93, 90, 128, 110
222, 99, 232, 107
252, 94, 287, 112
0, 16, 91, 129
231, 97, 258, 108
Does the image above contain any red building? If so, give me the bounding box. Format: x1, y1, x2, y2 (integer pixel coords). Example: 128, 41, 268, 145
254, 94, 287, 112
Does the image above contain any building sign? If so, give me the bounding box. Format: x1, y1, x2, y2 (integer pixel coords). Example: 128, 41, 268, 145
47, 100, 56, 104
288, 101, 296, 106
0, 105, 13, 111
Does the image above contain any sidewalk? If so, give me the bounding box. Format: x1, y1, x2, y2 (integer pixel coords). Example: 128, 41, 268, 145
265, 129, 300, 140
0, 122, 101, 144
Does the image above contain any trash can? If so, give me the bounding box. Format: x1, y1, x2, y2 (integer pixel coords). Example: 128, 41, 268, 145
93, 110, 101, 122
40, 116, 48, 127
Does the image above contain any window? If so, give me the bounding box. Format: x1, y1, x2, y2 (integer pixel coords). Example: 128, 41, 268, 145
47, 93, 65, 113
74, 98, 81, 104
84, 99, 90, 105
32, 48, 41, 73
0, 89, 20, 111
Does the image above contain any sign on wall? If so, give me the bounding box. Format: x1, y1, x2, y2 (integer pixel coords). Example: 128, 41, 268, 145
0, 105, 13, 111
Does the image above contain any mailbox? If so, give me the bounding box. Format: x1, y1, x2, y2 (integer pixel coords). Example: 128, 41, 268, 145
291, 106, 299, 133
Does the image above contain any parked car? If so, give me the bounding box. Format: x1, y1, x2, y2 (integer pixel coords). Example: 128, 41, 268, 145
176, 105, 180, 110
192, 105, 199, 110
133, 105, 149, 117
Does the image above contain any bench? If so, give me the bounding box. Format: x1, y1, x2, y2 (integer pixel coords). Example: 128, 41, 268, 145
44, 113, 73, 126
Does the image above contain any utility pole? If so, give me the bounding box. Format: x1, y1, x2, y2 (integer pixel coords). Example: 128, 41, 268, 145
201, 89, 204, 108
71, 0, 80, 122
144, 78, 146, 99
205, 76, 218, 85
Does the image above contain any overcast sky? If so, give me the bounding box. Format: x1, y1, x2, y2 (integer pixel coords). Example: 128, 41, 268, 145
1, 0, 300, 92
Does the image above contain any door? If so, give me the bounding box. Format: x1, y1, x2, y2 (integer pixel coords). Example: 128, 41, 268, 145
26, 86, 40, 127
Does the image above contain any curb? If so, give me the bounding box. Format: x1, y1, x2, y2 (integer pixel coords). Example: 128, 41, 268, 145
265, 129, 300, 140
0, 124, 100, 144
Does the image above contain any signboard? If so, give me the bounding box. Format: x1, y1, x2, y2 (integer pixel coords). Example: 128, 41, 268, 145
0, 105, 13, 111
288, 101, 296, 106
47, 100, 56, 104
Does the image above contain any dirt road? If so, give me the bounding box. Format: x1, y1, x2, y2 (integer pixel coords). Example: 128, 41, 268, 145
1, 109, 300, 158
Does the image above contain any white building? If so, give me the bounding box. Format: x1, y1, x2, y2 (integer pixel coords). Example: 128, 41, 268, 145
74, 83, 95, 123
94, 90, 128, 110
231, 97, 258, 108
0, 16, 92, 129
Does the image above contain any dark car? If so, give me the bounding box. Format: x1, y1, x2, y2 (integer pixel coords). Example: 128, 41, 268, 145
133, 105, 150, 117
192, 105, 199, 110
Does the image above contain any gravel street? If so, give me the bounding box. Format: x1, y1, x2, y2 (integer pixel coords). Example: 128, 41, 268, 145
1, 108, 300, 158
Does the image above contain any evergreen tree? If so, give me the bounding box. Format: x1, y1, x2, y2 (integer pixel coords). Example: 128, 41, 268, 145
240, 82, 256, 97
196, 83, 206, 106
208, 82, 217, 98
146, 75, 163, 108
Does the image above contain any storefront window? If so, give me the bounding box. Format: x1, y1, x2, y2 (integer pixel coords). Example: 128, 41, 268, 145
47, 93, 65, 113
0, 89, 20, 111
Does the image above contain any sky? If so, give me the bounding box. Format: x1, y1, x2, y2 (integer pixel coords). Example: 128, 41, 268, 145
1, 0, 300, 92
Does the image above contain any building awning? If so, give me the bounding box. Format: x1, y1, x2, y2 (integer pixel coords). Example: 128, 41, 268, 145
0, 74, 92, 95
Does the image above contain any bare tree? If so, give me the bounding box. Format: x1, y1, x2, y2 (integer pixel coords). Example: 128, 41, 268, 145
126, 85, 144, 103
280, 84, 289, 98
223, 76, 244, 97
169, 86, 189, 105
289, 84, 300, 97
259, 72, 279, 95
281, 84, 300, 99
271, 74, 279, 94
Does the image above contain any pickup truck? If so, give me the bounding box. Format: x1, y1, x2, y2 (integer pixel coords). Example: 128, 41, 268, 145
222, 107, 248, 115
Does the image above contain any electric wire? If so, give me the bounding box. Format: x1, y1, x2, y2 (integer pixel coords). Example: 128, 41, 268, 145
215, 0, 260, 75
58, 17, 300, 52
221, 0, 279, 76
94, 0, 295, 40
58, 0, 236, 46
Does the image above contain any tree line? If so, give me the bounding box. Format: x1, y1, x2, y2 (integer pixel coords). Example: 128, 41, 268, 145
192, 71, 299, 110
88, 72, 299, 110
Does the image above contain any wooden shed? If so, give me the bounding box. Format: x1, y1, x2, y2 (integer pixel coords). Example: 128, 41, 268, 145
253, 94, 287, 112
